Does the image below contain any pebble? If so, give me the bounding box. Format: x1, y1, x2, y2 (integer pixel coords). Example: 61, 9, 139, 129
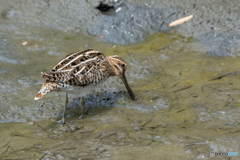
133, 126, 141, 131
197, 154, 205, 159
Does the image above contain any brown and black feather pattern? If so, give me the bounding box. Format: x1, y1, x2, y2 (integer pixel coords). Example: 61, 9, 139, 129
41, 49, 111, 87
34, 49, 134, 101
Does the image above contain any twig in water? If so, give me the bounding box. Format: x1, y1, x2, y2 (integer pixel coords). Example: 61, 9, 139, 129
172, 85, 193, 92
210, 71, 240, 81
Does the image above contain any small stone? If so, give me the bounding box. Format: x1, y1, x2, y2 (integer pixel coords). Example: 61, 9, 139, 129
133, 126, 141, 130
28, 122, 34, 125
197, 154, 205, 159
22, 41, 28, 45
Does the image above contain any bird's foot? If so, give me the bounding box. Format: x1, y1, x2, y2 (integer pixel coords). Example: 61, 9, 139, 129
78, 107, 91, 119
78, 115, 85, 119
57, 117, 65, 124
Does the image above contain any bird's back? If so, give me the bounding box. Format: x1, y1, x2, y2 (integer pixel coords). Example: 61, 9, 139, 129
43, 49, 110, 86
35, 49, 111, 100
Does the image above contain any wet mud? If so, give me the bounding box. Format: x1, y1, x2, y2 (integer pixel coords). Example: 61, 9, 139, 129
0, 0, 240, 160
0, 31, 240, 159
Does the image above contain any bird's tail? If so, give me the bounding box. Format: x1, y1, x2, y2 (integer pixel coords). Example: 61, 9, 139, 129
34, 81, 59, 100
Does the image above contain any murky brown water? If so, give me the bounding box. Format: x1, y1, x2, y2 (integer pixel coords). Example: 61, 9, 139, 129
0, 25, 240, 159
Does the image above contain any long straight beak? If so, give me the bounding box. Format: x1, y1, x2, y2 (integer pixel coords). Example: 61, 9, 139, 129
121, 74, 135, 101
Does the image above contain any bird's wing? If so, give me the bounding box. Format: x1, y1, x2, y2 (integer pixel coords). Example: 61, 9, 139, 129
42, 49, 107, 86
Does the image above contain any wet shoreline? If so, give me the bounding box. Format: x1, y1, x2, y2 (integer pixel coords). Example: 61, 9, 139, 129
0, 0, 240, 159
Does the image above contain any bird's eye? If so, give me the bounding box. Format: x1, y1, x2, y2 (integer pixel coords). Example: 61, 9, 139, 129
121, 64, 125, 67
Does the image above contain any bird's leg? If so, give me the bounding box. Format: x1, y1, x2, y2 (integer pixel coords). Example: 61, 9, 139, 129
79, 96, 85, 119
58, 93, 68, 124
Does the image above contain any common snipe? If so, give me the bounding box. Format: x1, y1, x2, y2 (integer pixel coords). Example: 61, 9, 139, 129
34, 49, 135, 123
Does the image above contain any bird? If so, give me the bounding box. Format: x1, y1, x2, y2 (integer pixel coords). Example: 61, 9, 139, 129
34, 49, 135, 123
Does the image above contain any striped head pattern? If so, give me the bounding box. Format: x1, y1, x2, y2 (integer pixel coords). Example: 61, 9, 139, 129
107, 55, 128, 76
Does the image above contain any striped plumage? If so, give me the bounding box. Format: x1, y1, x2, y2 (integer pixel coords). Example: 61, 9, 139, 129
34, 49, 135, 123
44, 49, 108, 84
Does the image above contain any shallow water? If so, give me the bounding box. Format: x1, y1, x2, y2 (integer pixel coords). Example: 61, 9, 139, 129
0, 25, 240, 159
0, 3, 240, 158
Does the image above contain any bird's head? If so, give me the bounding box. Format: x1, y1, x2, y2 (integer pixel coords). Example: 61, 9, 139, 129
107, 55, 127, 76
107, 55, 135, 101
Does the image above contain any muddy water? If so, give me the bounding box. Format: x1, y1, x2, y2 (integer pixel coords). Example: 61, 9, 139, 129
0, 27, 240, 159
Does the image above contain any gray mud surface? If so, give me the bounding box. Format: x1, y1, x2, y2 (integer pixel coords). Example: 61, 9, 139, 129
1, 0, 240, 54
0, 0, 240, 159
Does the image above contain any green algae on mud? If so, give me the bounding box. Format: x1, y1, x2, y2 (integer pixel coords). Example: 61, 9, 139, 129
1, 31, 240, 159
